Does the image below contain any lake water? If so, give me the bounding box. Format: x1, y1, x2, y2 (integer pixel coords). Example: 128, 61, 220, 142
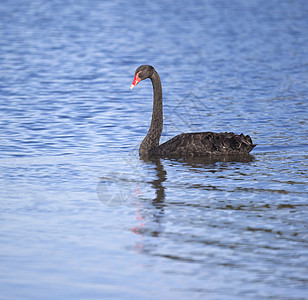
0, 0, 307, 299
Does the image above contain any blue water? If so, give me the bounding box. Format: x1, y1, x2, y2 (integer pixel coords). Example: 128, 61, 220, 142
0, 0, 307, 299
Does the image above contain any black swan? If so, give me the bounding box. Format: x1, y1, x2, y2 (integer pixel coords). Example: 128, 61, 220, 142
130, 65, 255, 158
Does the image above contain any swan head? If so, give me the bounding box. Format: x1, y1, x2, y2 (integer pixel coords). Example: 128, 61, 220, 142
130, 65, 155, 89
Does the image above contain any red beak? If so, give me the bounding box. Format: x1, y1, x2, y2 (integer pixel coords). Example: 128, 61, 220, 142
130, 71, 141, 89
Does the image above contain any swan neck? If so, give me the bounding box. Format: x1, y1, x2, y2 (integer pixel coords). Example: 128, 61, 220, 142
139, 70, 163, 155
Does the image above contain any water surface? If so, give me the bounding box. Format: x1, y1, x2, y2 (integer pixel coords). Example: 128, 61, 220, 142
0, 0, 307, 299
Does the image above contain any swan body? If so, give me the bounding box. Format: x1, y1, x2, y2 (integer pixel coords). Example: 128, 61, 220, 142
130, 65, 255, 158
